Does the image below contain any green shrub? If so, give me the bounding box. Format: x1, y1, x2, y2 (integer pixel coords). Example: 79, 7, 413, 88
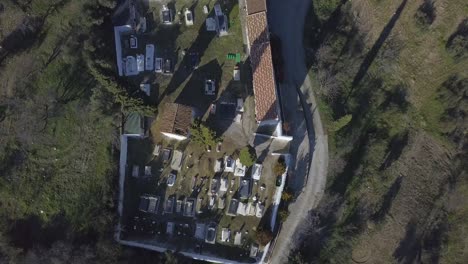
281, 189, 294, 202
313, 0, 342, 21
162, 251, 179, 264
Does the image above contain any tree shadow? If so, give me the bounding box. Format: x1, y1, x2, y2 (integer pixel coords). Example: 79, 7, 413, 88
303, 0, 348, 62
421, 216, 448, 264
334, 25, 366, 66
204, 78, 245, 138
379, 131, 409, 171
350, 0, 408, 89
256, 141, 272, 163
242, 58, 254, 97
175, 59, 222, 115
379, 85, 410, 113
160, 2, 236, 100
372, 176, 402, 221
289, 150, 309, 191
249, 27, 269, 75
393, 219, 421, 264
0, 17, 44, 64
0, 0, 70, 64
329, 132, 369, 195
8, 214, 68, 250
257, 204, 274, 230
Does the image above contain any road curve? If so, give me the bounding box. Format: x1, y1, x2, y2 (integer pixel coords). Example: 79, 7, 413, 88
267, 0, 329, 263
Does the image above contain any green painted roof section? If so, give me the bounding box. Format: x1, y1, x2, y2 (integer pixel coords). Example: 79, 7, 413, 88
124, 112, 144, 135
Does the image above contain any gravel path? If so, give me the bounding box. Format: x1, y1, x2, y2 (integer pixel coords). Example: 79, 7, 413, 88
266, 0, 329, 263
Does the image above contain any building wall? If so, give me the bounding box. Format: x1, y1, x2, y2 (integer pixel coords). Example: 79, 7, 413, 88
257, 118, 279, 127
161, 132, 187, 141
114, 25, 132, 76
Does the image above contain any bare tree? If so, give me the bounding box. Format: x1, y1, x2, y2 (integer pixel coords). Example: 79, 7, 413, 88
317, 66, 340, 101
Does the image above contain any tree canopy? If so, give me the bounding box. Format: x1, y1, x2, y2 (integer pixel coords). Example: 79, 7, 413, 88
190, 120, 219, 147
273, 157, 287, 176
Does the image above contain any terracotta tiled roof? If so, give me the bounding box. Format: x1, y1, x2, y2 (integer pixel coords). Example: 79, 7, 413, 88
246, 12, 269, 47
160, 103, 193, 136
246, 11, 278, 122
250, 43, 278, 121
245, 0, 266, 15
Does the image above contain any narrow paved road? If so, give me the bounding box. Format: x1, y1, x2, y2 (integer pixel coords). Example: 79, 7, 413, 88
267, 0, 329, 263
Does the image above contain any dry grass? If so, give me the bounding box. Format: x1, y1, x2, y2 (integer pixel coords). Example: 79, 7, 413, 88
441, 178, 468, 263
351, 132, 453, 263
0, 2, 25, 39
352, 0, 468, 140
315, 0, 468, 262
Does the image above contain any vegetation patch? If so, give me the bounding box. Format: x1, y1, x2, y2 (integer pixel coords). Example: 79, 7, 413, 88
295, 0, 468, 262
415, 0, 436, 28
190, 120, 220, 147
446, 18, 468, 58
239, 146, 256, 167
273, 157, 286, 176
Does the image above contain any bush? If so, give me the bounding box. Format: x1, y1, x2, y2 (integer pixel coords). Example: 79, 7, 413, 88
313, 0, 342, 21
255, 227, 274, 246
447, 35, 468, 57
288, 251, 307, 264
278, 208, 290, 223
415, 0, 436, 27
273, 158, 286, 176
162, 251, 179, 264
446, 19, 468, 58
281, 189, 294, 202
239, 146, 256, 167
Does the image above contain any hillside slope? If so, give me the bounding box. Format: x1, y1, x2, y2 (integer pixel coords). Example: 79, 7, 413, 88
0, 1, 163, 263
292, 0, 468, 263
